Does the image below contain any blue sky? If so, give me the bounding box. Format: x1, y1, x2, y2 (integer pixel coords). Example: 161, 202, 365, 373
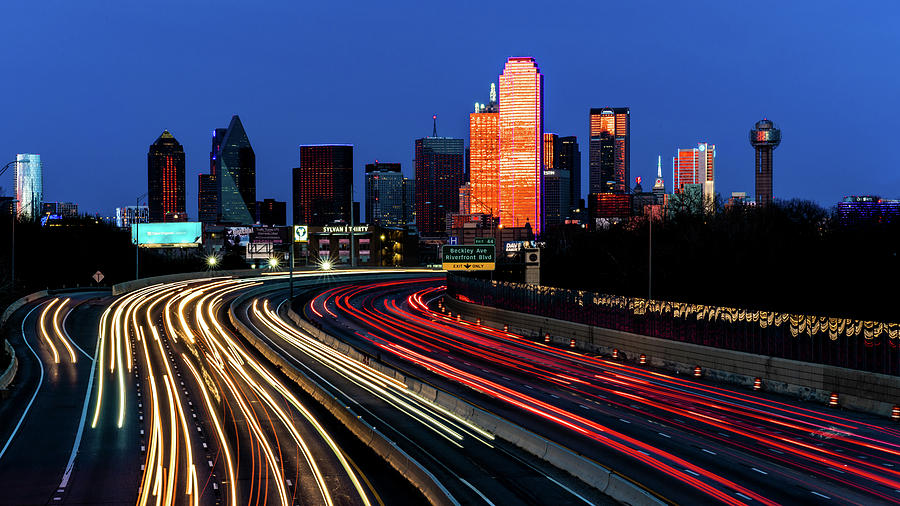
1, 0, 897, 218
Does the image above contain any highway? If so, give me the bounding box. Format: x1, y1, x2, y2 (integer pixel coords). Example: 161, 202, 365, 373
301, 276, 900, 505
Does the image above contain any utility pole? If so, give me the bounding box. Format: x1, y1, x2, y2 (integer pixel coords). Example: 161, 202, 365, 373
2, 160, 21, 291
350, 182, 357, 268
648, 213, 652, 301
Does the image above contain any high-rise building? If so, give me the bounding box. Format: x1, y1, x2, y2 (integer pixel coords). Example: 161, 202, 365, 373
469, 84, 499, 217
402, 177, 416, 225
15, 154, 42, 221
458, 182, 472, 216
673, 142, 715, 202
364, 162, 405, 227
254, 198, 287, 226
148, 130, 186, 222
199, 128, 226, 224
543, 133, 559, 171
499, 57, 544, 233
558, 136, 581, 208
542, 169, 570, 227
589, 107, 630, 194
415, 118, 465, 236
216, 116, 255, 224
750, 119, 781, 206
294, 145, 353, 226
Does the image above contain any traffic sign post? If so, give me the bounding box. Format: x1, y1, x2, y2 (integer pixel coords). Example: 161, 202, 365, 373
441, 245, 495, 271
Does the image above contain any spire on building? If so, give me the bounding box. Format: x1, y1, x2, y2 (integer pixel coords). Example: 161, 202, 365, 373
489, 82, 497, 104
432, 115, 437, 137
653, 154, 666, 194
657, 155, 662, 178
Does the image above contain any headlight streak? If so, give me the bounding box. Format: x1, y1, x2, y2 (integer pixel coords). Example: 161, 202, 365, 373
38, 298, 61, 363
313, 279, 900, 505
52, 298, 77, 363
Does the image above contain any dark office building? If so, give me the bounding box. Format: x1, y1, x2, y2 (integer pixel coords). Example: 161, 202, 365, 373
255, 198, 287, 226
199, 128, 226, 224
148, 130, 186, 222
403, 177, 415, 225
589, 107, 630, 194
294, 145, 353, 226
364, 162, 405, 227
542, 169, 571, 227
414, 135, 464, 236
215, 116, 255, 224
750, 118, 781, 206
558, 136, 581, 208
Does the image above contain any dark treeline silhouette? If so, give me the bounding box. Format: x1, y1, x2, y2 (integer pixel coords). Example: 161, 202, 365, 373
541, 199, 900, 322
0, 217, 247, 309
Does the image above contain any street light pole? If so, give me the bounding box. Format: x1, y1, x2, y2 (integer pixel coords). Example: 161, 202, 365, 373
2, 160, 21, 291
648, 213, 653, 301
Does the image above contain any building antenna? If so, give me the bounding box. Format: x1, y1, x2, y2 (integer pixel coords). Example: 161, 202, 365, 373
432, 115, 437, 137
657, 155, 662, 178
490, 83, 496, 104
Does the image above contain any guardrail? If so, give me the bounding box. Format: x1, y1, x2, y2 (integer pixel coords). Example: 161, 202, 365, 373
283, 303, 666, 505
0, 340, 17, 391
448, 274, 900, 377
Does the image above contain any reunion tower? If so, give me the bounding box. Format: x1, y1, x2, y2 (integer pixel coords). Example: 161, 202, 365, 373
750, 118, 781, 206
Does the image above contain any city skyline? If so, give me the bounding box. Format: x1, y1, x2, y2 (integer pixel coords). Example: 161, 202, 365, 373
1, 2, 897, 218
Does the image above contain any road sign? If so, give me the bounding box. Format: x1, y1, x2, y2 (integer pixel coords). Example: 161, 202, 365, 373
92, 271, 104, 283
293, 225, 308, 243
441, 245, 495, 271
448, 236, 458, 245
473, 237, 495, 246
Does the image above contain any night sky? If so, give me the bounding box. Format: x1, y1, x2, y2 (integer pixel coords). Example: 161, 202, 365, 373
2, 1, 897, 219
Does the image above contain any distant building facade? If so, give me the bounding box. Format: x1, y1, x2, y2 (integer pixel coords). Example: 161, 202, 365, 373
15, 153, 42, 221
673, 142, 715, 204
294, 144, 353, 226
254, 198, 286, 226
116, 206, 149, 228
499, 57, 544, 233
469, 84, 499, 217
415, 121, 464, 236
364, 162, 405, 227
148, 130, 186, 222
589, 107, 629, 194
199, 128, 226, 224
837, 196, 900, 226
558, 135, 581, 210
42, 201, 78, 218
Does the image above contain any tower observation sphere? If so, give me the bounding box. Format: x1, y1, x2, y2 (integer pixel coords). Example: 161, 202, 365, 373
750, 119, 781, 206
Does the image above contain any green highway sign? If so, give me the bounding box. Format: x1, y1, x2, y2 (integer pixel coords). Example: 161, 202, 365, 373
473, 237, 495, 246
442, 245, 495, 271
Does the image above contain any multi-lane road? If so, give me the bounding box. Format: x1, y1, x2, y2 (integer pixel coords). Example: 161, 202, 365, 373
2, 270, 899, 505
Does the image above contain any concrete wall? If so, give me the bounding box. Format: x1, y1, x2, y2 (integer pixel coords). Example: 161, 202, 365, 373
111, 269, 263, 296
0, 340, 17, 391
284, 306, 665, 506
445, 296, 900, 418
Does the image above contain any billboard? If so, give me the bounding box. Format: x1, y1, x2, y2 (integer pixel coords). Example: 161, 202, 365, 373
251, 226, 289, 244
225, 227, 252, 247
132, 222, 202, 248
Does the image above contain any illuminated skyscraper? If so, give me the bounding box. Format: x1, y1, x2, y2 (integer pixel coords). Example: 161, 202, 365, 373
216, 115, 256, 225
364, 162, 404, 227
199, 128, 226, 224
469, 84, 499, 216
15, 154, 42, 221
558, 135, 581, 207
589, 107, 629, 194
673, 142, 715, 202
148, 130, 186, 222
498, 57, 544, 233
415, 120, 464, 236
750, 119, 781, 206
294, 145, 353, 226
543, 133, 559, 170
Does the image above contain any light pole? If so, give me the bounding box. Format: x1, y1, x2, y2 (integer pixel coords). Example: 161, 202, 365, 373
135, 192, 147, 280
648, 213, 652, 301
2, 160, 21, 290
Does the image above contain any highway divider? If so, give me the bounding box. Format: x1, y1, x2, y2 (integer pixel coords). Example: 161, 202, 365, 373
111, 269, 263, 296
228, 285, 459, 506
0, 340, 17, 392
282, 304, 667, 506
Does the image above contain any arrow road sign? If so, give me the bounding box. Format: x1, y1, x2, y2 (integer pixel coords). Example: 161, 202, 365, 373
92, 271, 104, 283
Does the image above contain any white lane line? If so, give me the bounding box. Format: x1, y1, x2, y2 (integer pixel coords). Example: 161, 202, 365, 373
286, 479, 292, 487
702, 449, 717, 455
751, 467, 767, 475
827, 467, 845, 474
544, 474, 595, 505
550, 394, 559, 399
683, 469, 699, 476
59, 309, 105, 488
810, 491, 831, 499
658, 433, 671, 438
0, 305, 45, 462
458, 478, 495, 506
769, 449, 784, 454
736, 492, 753, 501
61, 303, 93, 362
619, 418, 631, 424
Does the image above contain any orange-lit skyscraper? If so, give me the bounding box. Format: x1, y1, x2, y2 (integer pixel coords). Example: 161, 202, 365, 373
498, 57, 544, 234
469, 83, 499, 216
589, 107, 629, 194
672, 142, 715, 201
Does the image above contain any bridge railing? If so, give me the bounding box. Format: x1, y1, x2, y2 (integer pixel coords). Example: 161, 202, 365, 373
447, 274, 900, 376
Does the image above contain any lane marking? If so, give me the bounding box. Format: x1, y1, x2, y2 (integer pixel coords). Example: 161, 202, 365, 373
811, 491, 831, 499
0, 305, 45, 462
683, 469, 699, 476
618, 418, 631, 424
751, 467, 767, 475
658, 433, 671, 438
458, 478, 495, 506
736, 492, 753, 501
702, 449, 716, 455
61, 302, 93, 361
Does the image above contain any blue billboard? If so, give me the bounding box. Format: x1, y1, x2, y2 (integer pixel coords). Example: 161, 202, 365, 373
132, 222, 203, 247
